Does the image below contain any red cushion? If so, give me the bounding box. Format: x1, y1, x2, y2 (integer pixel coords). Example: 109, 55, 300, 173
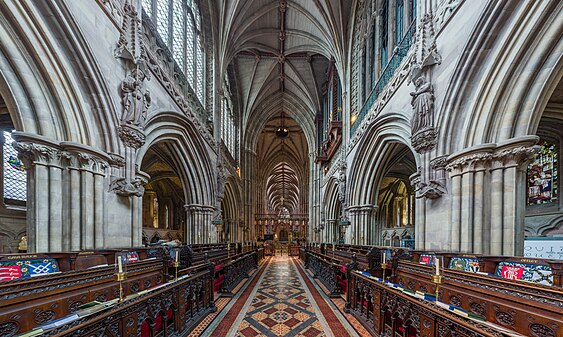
215, 264, 223, 272
155, 314, 163, 332
141, 320, 149, 337
339, 279, 348, 292
340, 265, 347, 273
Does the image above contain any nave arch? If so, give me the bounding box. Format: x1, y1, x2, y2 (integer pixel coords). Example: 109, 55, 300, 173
138, 113, 216, 244
347, 115, 418, 246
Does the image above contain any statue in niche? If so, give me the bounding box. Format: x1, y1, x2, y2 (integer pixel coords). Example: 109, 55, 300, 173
121, 68, 150, 128
410, 75, 434, 135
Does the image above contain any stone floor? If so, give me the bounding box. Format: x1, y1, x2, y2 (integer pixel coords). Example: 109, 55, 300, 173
203, 256, 361, 337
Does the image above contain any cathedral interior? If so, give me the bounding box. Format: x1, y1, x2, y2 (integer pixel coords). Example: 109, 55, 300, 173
0, 0, 561, 336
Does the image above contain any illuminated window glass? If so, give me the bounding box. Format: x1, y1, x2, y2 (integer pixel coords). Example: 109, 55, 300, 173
156, 0, 170, 45
196, 48, 204, 102
185, 18, 195, 87
3, 131, 27, 202
527, 140, 558, 205
142, 0, 152, 17
172, 0, 185, 70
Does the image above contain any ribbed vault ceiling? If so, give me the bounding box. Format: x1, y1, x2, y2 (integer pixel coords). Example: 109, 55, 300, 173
213, 0, 352, 217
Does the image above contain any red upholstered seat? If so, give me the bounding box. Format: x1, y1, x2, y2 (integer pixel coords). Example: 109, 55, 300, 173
215, 264, 223, 272
141, 320, 149, 337
213, 274, 225, 292
339, 265, 347, 273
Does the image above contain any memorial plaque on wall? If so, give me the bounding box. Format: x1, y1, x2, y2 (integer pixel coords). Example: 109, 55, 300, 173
524, 239, 563, 260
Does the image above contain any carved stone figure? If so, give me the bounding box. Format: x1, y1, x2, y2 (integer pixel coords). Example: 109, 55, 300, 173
121, 68, 150, 128
410, 75, 434, 134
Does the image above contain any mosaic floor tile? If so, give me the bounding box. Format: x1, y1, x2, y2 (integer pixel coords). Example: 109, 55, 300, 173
208, 255, 358, 336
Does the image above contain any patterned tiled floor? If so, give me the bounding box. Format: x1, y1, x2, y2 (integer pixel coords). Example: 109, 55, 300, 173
207, 256, 359, 337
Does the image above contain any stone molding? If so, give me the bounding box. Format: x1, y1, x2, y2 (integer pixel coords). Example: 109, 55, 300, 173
435, 0, 465, 33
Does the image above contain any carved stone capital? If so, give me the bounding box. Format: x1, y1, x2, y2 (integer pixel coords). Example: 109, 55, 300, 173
492, 146, 538, 167
13, 142, 58, 166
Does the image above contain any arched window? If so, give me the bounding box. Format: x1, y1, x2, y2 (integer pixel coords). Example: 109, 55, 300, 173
380, 0, 389, 68
396, 0, 404, 44
221, 84, 237, 158
527, 140, 558, 205
2, 131, 27, 204
142, 0, 206, 105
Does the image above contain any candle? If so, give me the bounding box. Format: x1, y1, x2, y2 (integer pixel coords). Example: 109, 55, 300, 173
332, 243, 335, 251
175, 250, 179, 263
382, 252, 386, 264
435, 258, 440, 275
118, 257, 123, 274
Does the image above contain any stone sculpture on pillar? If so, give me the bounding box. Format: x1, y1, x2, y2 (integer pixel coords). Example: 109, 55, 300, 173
110, 0, 150, 198
408, 8, 445, 199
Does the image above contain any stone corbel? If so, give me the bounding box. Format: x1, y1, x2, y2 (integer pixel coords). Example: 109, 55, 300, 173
109, 170, 149, 197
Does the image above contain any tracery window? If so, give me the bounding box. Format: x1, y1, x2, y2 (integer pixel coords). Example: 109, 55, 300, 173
221, 85, 237, 159
527, 140, 558, 205
142, 0, 206, 105
3, 131, 26, 203
380, 0, 389, 68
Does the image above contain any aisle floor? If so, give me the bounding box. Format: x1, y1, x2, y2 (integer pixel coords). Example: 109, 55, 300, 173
203, 256, 360, 337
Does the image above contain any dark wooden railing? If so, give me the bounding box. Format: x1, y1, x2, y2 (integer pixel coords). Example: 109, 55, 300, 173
348, 271, 521, 337
220, 251, 258, 295
305, 251, 342, 297
44, 265, 215, 336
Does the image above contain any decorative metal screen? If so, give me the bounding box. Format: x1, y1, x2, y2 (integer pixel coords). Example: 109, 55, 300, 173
3, 131, 27, 201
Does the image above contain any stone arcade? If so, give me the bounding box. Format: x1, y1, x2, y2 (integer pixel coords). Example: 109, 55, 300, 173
0, 0, 561, 336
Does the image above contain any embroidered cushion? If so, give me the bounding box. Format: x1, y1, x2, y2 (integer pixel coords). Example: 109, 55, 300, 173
495, 262, 553, 286
449, 257, 480, 273
0, 258, 59, 282
419, 254, 435, 266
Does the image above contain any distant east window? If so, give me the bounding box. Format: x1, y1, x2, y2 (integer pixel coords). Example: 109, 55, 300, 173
3, 131, 27, 202
527, 140, 558, 205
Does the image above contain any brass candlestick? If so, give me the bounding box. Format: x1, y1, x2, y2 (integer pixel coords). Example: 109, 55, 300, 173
381, 263, 388, 281
116, 272, 127, 302
173, 261, 180, 281
432, 274, 443, 301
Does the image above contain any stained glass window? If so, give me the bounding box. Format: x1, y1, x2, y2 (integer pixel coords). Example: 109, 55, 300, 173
144, 0, 205, 106
196, 46, 204, 102
527, 140, 558, 205
3, 131, 27, 202
156, 0, 170, 46
381, 0, 389, 68
396, 0, 404, 44
172, 0, 185, 71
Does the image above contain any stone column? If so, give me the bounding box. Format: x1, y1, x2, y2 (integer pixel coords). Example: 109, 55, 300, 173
489, 161, 504, 255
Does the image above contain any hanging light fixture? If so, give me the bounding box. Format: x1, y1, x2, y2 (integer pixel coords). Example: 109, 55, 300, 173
276, 110, 289, 138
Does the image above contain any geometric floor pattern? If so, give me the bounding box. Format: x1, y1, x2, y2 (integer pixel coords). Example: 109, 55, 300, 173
235, 256, 325, 337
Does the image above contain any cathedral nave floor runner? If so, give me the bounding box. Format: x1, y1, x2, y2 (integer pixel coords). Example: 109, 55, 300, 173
204, 255, 359, 337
